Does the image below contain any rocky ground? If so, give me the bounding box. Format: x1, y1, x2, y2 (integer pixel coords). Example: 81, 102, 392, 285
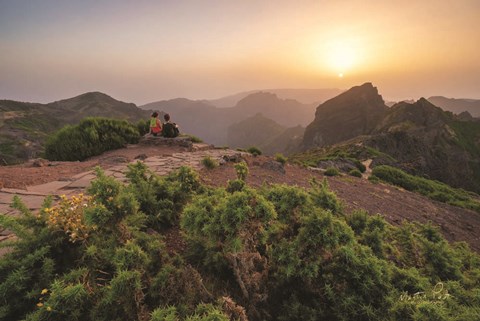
1, 142, 479, 253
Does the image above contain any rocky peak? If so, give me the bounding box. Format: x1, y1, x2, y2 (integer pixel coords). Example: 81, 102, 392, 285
302, 83, 388, 149
236, 92, 280, 107
376, 97, 450, 132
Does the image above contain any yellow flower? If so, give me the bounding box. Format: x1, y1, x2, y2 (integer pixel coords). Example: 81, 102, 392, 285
41, 288, 48, 295
47, 306, 52, 312
37, 302, 44, 307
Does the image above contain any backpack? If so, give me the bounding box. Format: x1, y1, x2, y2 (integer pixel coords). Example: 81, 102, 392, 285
162, 122, 179, 138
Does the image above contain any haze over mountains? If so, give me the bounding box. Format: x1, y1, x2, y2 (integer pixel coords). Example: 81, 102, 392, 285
427, 96, 480, 117
203, 88, 344, 107
2, 84, 480, 194
140, 92, 317, 147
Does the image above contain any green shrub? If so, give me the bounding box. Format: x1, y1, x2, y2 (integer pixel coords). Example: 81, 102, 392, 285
309, 178, 342, 214
275, 153, 287, 165
234, 161, 249, 181
349, 168, 362, 177
181, 134, 203, 143
136, 119, 150, 136
368, 175, 380, 184
226, 179, 245, 193
125, 163, 200, 228
45, 117, 140, 161
201, 156, 218, 169
247, 146, 262, 156
2, 163, 480, 321
371, 165, 480, 212
324, 167, 340, 176
150, 304, 229, 321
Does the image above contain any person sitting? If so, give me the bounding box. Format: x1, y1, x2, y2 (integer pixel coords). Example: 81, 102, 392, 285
149, 111, 162, 136
162, 113, 180, 138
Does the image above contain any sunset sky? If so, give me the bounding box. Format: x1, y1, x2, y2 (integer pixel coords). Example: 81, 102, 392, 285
1, 0, 479, 104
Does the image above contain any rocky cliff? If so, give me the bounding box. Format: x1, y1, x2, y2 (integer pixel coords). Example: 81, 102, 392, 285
302, 83, 388, 149
301, 84, 480, 193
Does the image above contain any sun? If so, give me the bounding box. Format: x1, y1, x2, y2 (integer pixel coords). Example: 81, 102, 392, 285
325, 40, 358, 76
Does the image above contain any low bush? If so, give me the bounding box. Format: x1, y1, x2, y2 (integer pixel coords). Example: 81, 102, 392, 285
201, 156, 218, 169
234, 161, 249, 181
2, 164, 480, 321
371, 165, 480, 212
247, 146, 262, 156
324, 166, 340, 176
181, 134, 203, 143
45, 117, 140, 161
349, 168, 362, 177
136, 119, 150, 136
274, 153, 287, 165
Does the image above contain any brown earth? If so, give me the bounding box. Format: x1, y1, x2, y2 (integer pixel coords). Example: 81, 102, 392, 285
1, 145, 479, 253
0, 144, 187, 189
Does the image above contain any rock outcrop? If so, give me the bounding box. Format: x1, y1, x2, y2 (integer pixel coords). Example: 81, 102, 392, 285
300, 84, 480, 193
302, 83, 388, 149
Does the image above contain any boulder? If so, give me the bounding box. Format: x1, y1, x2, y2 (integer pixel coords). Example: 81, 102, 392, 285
261, 160, 285, 174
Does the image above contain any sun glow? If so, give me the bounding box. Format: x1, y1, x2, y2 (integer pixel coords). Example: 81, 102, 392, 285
323, 39, 361, 77
327, 43, 356, 77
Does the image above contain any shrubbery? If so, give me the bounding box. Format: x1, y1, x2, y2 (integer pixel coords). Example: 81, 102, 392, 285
349, 168, 363, 177
274, 153, 287, 165
181, 134, 203, 143
247, 146, 262, 156
1, 163, 479, 321
371, 165, 480, 212
201, 156, 218, 169
45, 117, 141, 161
324, 166, 340, 176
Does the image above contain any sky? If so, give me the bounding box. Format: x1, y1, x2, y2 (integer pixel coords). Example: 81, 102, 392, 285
1, 0, 479, 104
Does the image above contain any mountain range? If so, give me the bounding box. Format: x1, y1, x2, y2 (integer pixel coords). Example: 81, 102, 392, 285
427, 96, 480, 117
2, 86, 480, 194
140, 92, 316, 146
203, 88, 344, 107
301, 83, 480, 193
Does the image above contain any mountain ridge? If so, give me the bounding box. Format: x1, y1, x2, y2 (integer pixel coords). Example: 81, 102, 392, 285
301, 83, 480, 193
0, 92, 150, 164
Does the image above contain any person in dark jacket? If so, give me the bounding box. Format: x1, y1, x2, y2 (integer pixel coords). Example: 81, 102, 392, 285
162, 113, 179, 138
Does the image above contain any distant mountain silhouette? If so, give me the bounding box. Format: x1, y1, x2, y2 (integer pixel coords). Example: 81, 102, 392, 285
0, 92, 150, 164
140, 92, 315, 146
301, 84, 480, 193
226, 113, 305, 155
227, 113, 286, 149
205, 88, 344, 107
48, 92, 149, 123
428, 96, 480, 117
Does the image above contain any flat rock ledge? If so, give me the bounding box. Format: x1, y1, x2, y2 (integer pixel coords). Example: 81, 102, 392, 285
139, 135, 207, 150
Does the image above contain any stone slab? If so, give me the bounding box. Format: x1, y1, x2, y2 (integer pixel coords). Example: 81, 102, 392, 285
64, 174, 96, 189
27, 180, 72, 194
10, 194, 47, 211
71, 170, 94, 180
0, 204, 13, 214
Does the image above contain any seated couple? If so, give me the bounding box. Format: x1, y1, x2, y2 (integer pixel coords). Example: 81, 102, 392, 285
149, 112, 179, 138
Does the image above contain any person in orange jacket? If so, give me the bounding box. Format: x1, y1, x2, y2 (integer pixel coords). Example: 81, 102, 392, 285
149, 111, 162, 136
